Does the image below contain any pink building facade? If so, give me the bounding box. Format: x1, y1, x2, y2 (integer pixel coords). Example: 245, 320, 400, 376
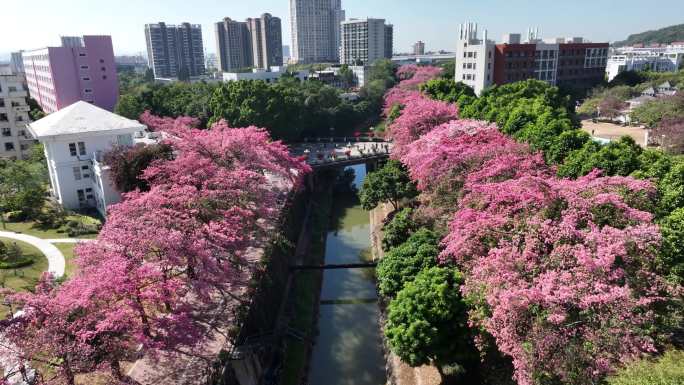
23, 36, 119, 114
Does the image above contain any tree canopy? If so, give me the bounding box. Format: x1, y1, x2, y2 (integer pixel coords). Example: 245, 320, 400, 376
359, 159, 418, 210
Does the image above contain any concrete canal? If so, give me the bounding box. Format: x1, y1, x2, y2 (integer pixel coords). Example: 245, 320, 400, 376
307, 164, 387, 385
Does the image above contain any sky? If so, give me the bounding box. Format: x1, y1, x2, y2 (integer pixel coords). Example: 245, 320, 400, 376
2, 0, 684, 58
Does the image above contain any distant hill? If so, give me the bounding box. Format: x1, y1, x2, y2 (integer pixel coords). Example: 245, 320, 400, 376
614, 23, 684, 46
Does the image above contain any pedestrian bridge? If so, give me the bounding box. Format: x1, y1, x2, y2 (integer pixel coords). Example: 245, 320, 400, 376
290, 137, 392, 169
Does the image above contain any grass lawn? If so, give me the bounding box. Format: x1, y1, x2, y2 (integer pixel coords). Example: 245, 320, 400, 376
1, 214, 100, 240
0, 237, 50, 317
55, 243, 78, 278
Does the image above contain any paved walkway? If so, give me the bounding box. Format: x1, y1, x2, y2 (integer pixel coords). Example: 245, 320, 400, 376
581, 120, 648, 147
0, 231, 81, 278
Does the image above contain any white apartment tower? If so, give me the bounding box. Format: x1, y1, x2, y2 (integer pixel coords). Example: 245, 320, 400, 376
340, 18, 393, 65
0, 71, 34, 159
290, 0, 345, 63
454, 22, 495, 95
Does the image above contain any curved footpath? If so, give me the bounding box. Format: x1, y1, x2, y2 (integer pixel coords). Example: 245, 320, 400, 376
0, 231, 87, 279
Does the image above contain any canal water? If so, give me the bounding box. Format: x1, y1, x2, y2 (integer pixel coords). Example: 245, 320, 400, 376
307, 165, 387, 385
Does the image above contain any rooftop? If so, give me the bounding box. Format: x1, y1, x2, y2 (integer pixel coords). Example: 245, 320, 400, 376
28, 101, 145, 139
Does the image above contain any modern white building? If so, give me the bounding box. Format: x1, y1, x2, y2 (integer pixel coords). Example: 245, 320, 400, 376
27, 101, 147, 217
340, 18, 393, 65
222, 66, 308, 83
0, 71, 35, 159
454, 22, 495, 95
606, 45, 684, 81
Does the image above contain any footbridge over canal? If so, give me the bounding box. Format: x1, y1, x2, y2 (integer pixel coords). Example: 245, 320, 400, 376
290, 137, 393, 170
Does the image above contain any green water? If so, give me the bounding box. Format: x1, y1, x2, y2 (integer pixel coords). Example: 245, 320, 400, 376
308, 165, 387, 385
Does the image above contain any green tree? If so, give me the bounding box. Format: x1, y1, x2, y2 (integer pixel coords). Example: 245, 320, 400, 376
27, 97, 45, 121
338, 64, 355, 89
103, 143, 174, 193
420, 79, 475, 104
377, 228, 439, 298
115, 93, 146, 120
631, 95, 684, 128
360, 160, 418, 211
658, 161, 684, 215
630, 149, 673, 181
385, 267, 475, 379
658, 208, 684, 284
144, 68, 154, 82
607, 350, 684, 385
0, 160, 47, 222
382, 207, 417, 251
367, 58, 396, 89
558, 136, 643, 178
438, 60, 455, 80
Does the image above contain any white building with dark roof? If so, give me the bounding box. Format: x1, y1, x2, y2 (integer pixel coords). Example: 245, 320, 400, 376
28, 101, 147, 216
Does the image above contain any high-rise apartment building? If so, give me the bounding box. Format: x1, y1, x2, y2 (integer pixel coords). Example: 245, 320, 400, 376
216, 14, 284, 71
0, 71, 34, 159
144, 22, 205, 79
23, 35, 119, 114
340, 18, 393, 65
10, 52, 25, 74
247, 14, 284, 69
215, 18, 252, 71
455, 22, 608, 95
413, 41, 425, 56
290, 0, 345, 63
385, 24, 394, 59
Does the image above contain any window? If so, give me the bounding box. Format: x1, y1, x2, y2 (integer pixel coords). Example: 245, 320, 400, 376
8, 86, 17, 92
80, 65, 89, 69
73, 167, 82, 180
2, 128, 10, 137
4, 142, 14, 151
81, 165, 89, 170
0, 114, 7, 122
78, 141, 86, 155
82, 77, 91, 81
69, 143, 77, 156
102, 75, 107, 80
86, 188, 92, 193
79, 53, 86, 57
101, 67, 106, 71
84, 89, 93, 93
77, 189, 85, 202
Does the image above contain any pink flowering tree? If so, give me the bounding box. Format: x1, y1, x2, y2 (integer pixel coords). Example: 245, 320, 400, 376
396, 64, 419, 80
441, 171, 674, 385
398, 66, 443, 90
2, 116, 310, 383
387, 96, 458, 158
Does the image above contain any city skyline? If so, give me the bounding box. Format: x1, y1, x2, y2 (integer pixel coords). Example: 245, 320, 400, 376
3, 0, 684, 59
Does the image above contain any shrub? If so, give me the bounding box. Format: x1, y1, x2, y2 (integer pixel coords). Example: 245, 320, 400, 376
382, 207, 417, 251
607, 351, 684, 385
377, 228, 440, 298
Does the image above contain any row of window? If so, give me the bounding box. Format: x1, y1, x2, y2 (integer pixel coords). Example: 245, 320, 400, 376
2, 142, 28, 151
73, 165, 90, 180
76, 188, 94, 202
68, 141, 87, 157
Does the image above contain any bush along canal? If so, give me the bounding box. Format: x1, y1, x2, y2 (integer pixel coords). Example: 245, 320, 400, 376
307, 164, 387, 385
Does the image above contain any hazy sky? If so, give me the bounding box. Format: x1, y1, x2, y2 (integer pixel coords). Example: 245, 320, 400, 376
3, 0, 684, 56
